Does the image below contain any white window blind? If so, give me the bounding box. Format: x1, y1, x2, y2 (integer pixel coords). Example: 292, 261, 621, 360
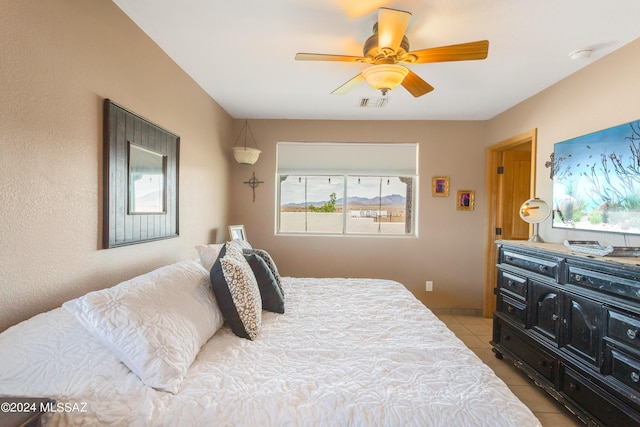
276, 142, 418, 176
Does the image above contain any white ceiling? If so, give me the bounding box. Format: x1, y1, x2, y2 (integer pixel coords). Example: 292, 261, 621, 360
112, 0, 639, 121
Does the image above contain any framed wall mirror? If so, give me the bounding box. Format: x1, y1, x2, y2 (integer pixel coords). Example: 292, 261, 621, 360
103, 99, 179, 248
128, 144, 167, 214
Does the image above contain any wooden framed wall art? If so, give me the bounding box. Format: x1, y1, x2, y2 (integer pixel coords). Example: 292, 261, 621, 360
103, 99, 180, 248
456, 190, 475, 211
432, 176, 450, 196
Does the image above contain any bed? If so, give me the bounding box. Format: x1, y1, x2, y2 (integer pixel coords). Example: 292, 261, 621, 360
0, 241, 541, 426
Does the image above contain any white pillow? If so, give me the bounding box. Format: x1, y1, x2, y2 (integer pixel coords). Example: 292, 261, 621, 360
231, 238, 252, 250
63, 259, 224, 393
195, 243, 225, 271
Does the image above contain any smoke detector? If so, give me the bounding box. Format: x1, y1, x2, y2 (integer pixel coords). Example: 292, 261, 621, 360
568, 49, 593, 60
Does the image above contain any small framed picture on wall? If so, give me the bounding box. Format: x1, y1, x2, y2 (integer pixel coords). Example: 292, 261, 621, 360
228, 224, 247, 241
432, 176, 450, 197
456, 190, 475, 211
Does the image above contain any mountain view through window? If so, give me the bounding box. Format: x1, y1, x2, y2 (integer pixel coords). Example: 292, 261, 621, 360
278, 175, 413, 235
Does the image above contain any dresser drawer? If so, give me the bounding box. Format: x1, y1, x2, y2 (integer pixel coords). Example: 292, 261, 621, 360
500, 248, 562, 280
497, 293, 527, 326
604, 345, 640, 396
567, 262, 640, 303
496, 321, 556, 382
607, 309, 640, 352
498, 271, 527, 299
561, 365, 640, 426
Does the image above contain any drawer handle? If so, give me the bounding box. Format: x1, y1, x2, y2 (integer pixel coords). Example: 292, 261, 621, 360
627, 329, 637, 340
538, 265, 547, 272
505, 256, 513, 262
551, 314, 559, 321
568, 382, 578, 392
507, 280, 515, 287
507, 305, 514, 313
631, 372, 640, 383
574, 274, 583, 282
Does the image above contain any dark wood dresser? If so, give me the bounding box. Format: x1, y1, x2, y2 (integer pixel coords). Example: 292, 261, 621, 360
492, 240, 640, 426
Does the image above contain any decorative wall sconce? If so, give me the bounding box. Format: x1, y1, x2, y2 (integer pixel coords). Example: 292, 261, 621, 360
232, 119, 261, 165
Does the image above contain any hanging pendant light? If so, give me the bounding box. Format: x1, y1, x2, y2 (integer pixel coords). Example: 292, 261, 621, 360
232, 119, 261, 165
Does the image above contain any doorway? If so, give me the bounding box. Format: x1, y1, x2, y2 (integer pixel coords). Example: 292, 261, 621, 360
482, 129, 537, 317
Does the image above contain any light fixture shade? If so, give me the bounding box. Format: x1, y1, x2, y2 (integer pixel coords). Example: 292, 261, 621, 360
232, 147, 261, 165
232, 119, 260, 165
362, 64, 409, 92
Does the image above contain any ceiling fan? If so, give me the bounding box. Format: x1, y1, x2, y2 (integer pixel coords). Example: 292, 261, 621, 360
295, 7, 489, 97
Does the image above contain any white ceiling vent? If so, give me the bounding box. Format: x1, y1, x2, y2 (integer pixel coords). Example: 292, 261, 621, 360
359, 97, 388, 108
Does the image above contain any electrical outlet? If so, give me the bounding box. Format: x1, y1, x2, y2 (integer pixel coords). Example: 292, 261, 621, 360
425, 281, 433, 292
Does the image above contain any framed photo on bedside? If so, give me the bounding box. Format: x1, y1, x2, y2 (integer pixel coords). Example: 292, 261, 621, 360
228, 224, 247, 241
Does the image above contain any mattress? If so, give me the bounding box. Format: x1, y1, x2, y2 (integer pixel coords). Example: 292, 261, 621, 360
0, 277, 541, 426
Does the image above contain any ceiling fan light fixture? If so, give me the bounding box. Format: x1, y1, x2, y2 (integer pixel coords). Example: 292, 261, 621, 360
295, 8, 489, 98
362, 64, 408, 94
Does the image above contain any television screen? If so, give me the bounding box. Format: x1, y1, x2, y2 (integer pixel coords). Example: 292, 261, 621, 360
552, 119, 640, 235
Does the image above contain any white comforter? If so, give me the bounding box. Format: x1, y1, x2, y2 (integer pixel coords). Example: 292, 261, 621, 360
0, 277, 541, 426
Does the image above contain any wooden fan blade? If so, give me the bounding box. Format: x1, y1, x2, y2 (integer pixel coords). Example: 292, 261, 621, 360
331, 73, 365, 95
406, 40, 489, 64
377, 8, 411, 52
295, 53, 366, 62
337, 0, 395, 18
401, 69, 434, 97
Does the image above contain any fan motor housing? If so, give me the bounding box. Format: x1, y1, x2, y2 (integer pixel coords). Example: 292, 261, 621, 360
363, 34, 410, 64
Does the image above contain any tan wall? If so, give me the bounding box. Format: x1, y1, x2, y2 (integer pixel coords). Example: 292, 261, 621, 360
229, 39, 640, 313
486, 38, 640, 247
0, 0, 232, 331
229, 120, 488, 313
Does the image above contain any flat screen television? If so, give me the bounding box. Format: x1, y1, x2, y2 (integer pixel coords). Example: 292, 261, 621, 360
552, 119, 640, 235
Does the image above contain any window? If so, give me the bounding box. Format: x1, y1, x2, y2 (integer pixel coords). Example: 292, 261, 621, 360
276, 143, 418, 236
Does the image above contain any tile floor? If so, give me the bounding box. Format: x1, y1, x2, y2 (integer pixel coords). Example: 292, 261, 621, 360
436, 314, 584, 427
